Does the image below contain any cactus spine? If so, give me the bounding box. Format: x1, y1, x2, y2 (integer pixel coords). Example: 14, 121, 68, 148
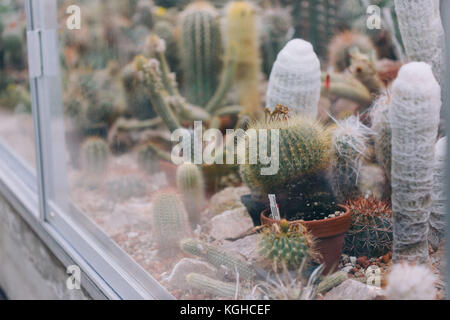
389, 62, 441, 264
81, 137, 109, 176
180, 1, 222, 106
176, 162, 205, 227
266, 39, 320, 118
429, 137, 447, 250
329, 116, 371, 202
225, 1, 262, 119
186, 273, 238, 298
152, 193, 191, 255
394, 0, 445, 84
181, 239, 255, 280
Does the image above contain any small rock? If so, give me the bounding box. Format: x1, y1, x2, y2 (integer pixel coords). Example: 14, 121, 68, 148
342, 266, 354, 273
206, 186, 250, 218
350, 256, 357, 266
324, 279, 382, 300
209, 207, 253, 241
166, 258, 217, 290
221, 234, 260, 262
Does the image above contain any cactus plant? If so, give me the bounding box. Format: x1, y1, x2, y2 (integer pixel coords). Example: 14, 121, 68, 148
153, 20, 179, 72
81, 137, 109, 176
260, 219, 313, 268
180, 239, 256, 280
389, 62, 441, 264
328, 116, 371, 203
186, 273, 238, 298
176, 162, 205, 227
371, 94, 391, 184
180, 1, 222, 106
152, 193, 191, 255
349, 50, 384, 94
394, 0, 445, 84
265, 39, 321, 118
317, 271, 348, 294
224, 1, 262, 119
343, 196, 393, 258
428, 137, 446, 251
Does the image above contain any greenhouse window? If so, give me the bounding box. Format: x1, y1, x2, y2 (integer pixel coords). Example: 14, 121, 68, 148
0, 0, 449, 301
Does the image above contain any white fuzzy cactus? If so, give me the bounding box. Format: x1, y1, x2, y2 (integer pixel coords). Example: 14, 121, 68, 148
265, 39, 320, 118
394, 0, 445, 84
389, 62, 441, 264
428, 137, 447, 250
383, 263, 437, 300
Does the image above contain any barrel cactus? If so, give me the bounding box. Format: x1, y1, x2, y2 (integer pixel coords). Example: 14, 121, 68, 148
265, 39, 320, 118
389, 62, 441, 264
343, 197, 392, 258
260, 219, 313, 268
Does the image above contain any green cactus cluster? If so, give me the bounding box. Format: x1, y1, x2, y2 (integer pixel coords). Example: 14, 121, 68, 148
181, 238, 256, 280
260, 219, 313, 269
176, 162, 205, 226
180, 1, 222, 106
152, 192, 191, 255
343, 196, 393, 258
81, 137, 110, 176
239, 115, 331, 194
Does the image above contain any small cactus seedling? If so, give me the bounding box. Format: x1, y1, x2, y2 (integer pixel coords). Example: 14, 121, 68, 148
176, 162, 205, 227
152, 193, 191, 256
81, 137, 109, 177
260, 219, 313, 269
343, 197, 392, 258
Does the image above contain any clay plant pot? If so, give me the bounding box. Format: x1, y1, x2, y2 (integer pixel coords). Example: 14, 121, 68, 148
261, 205, 351, 275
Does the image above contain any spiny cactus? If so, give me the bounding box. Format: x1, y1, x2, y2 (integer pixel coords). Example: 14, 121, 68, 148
105, 176, 147, 201
429, 137, 446, 251
225, 1, 262, 119
186, 273, 238, 298
343, 197, 392, 258
260, 219, 313, 269
266, 39, 320, 118
176, 162, 205, 227
137, 143, 160, 175
81, 137, 109, 176
394, 0, 445, 84
329, 116, 371, 203
383, 262, 437, 300
328, 31, 377, 72
239, 115, 331, 193
152, 193, 191, 255
180, 1, 222, 106
180, 239, 256, 280
389, 62, 441, 264
317, 271, 348, 294
349, 50, 384, 94
153, 20, 179, 72
371, 94, 391, 185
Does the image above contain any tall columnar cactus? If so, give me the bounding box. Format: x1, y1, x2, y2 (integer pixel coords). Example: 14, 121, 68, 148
180, 1, 222, 106
343, 197, 393, 258
81, 137, 109, 176
394, 0, 445, 84
152, 193, 191, 255
317, 271, 348, 294
176, 162, 205, 227
225, 1, 262, 119
389, 62, 441, 264
266, 39, 320, 118
329, 116, 371, 203
260, 219, 313, 269
428, 137, 447, 251
239, 115, 331, 193
186, 273, 238, 298
180, 239, 256, 280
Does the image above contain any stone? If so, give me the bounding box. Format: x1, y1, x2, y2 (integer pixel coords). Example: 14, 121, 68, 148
208, 207, 253, 241
350, 256, 357, 266
206, 186, 250, 218
324, 279, 382, 300
342, 265, 354, 274
221, 234, 260, 262
166, 258, 217, 290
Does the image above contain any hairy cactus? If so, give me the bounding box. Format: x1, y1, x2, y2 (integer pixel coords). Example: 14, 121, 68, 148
225, 1, 262, 119
317, 271, 348, 294
180, 1, 222, 106
343, 197, 392, 258
81, 137, 109, 176
389, 62, 441, 264
328, 31, 377, 72
383, 262, 437, 300
152, 193, 191, 255
428, 137, 447, 251
371, 94, 391, 184
266, 39, 320, 118
186, 273, 238, 298
329, 116, 371, 203
180, 239, 256, 280
176, 162, 205, 227
260, 219, 313, 269
239, 115, 331, 193
394, 0, 445, 84
137, 143, 160, 174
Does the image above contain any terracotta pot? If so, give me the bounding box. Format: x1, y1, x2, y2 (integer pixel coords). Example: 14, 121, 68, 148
261, 205, 351, 275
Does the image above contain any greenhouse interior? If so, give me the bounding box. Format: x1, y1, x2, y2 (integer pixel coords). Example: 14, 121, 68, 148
0, 0, 449, 302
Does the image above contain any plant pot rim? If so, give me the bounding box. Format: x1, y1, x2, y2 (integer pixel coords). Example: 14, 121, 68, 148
260, 204, 351, 239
